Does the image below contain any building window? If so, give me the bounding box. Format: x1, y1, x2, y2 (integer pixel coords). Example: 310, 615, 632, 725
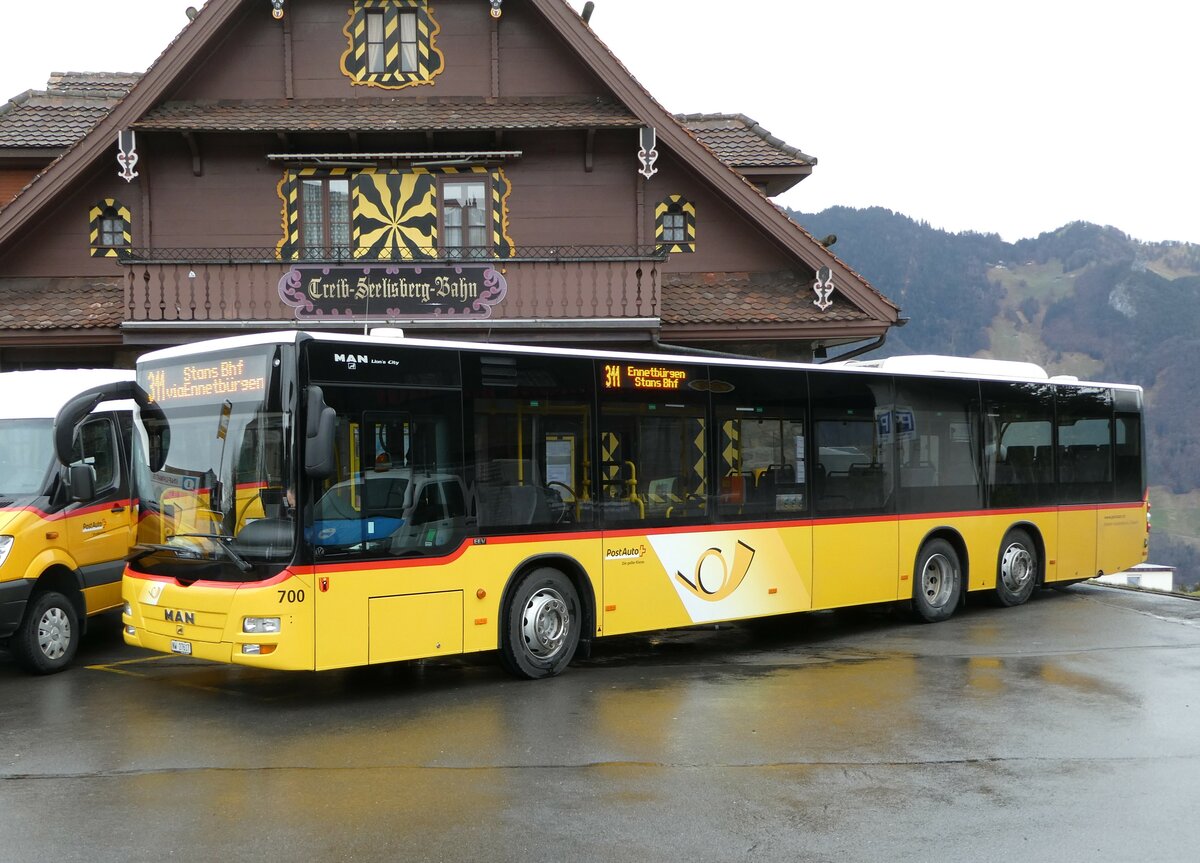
662, 211, 685, 244
366, 10, 386, 73
342, 1, 444, 89
655, 195, 696, 253
398, 10, 418, 72
440, 179, 489, 259
89, 199, 131, 258
299, 177, 351, 259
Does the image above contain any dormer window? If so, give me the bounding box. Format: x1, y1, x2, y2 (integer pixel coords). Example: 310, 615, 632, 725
342, 1, 444, 89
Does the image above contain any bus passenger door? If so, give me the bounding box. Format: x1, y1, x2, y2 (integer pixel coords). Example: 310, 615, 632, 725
1055, 388, 1113, 582
810, 374, 899, 609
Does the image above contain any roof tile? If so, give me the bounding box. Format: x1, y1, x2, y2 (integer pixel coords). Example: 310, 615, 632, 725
0, 278, 123, 329
677, 113, 814, 168
136, 97, 641, 133
661, 272, 868, 325
0, 73, 138, 149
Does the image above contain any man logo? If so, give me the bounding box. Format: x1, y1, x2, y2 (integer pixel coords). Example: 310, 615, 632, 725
334, 353, 368, 370
164, 609, 196, 626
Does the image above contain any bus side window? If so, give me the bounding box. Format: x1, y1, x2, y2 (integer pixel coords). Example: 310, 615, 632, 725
811, 372, 895, 516
982, 380, 1055, 508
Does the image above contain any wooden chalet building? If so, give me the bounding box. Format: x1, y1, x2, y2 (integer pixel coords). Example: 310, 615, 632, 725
0, 0, 899, 369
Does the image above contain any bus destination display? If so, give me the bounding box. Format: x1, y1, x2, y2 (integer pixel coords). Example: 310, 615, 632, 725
143, 355, 268, 405
602, 362, 688, 391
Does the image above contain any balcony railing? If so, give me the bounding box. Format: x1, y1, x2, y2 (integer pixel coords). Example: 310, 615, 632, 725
121, 246, 665, 324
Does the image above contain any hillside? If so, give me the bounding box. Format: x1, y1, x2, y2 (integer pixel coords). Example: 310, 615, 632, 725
791, 206, 1200, 585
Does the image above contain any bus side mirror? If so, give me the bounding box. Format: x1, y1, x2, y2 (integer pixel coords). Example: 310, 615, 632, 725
54, 380, 168, 471
65, 463, 97, 503
304, 386, 337, 480
144, 415, 169, 473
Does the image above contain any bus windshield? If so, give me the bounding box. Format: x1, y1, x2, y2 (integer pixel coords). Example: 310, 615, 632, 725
0, 419, 55, 498
131, 345, 295, 580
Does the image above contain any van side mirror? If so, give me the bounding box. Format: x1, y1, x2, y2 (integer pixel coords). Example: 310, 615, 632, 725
304, 386, 337, 480
65, 463, 97, 503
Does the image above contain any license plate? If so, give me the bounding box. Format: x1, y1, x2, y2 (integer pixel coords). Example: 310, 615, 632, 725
170, 639, 193, 656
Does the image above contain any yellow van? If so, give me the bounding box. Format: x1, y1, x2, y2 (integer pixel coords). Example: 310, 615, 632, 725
0, 370, 136, 673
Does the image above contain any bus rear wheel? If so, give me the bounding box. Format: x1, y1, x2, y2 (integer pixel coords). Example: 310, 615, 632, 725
912, 539, 962, 623
12, 591, 79, 675
993, 529, 1038, 607
500, 568, 581, 679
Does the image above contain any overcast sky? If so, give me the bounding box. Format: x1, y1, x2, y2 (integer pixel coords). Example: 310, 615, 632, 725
2, 0, 1195, 244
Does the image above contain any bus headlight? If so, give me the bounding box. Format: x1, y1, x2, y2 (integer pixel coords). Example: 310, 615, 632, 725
123, 602, 132, 617
0, 536, 12, 569
243, 617, 281, 634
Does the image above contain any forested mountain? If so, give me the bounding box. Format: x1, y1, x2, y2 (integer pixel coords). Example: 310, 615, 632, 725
791, 206, 1200, 584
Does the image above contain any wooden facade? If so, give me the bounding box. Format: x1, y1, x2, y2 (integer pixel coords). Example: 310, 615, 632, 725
0, 0, 899, 369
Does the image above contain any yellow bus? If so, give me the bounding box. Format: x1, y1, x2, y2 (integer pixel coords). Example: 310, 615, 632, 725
1, 370, 137, 673
60, 332, 1148, 678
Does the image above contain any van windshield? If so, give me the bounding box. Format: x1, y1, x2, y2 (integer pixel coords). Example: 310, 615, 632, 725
0, 420, 55, 497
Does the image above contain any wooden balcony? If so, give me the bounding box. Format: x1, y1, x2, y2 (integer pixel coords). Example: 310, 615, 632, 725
121, 247, 664, 334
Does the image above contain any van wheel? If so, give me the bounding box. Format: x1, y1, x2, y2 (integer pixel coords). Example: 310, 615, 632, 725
912, 539, 962, 623
13, 591, 80, 675
500, 568, 580, 679
993, 529, 1038, 607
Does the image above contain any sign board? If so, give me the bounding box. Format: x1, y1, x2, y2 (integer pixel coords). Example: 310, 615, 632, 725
278, 264, 508, 320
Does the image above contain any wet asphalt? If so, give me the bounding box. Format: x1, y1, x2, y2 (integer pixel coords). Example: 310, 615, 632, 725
2, 583, 1198, 862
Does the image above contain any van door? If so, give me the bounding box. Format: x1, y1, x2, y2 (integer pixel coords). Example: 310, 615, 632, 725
64, 413, 133, 614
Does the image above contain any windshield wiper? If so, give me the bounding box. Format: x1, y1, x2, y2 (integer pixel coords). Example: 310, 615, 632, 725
163, 532, 254, 573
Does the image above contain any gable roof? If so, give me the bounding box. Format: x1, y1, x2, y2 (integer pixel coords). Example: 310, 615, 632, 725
531, 1, 897, 322
0, 0, 897, 325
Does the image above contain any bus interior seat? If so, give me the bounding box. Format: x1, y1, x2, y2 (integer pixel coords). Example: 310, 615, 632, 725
848, 462, 886, 508
362, 476, 408, 516
477, 483, 551, 527
1006, 445, 1037, 485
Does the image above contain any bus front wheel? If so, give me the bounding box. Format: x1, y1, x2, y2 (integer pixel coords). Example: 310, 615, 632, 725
912, 539, 962, 623
993, 529, 1038, 607
12, 591, 80, 675
500, 568, 581, 680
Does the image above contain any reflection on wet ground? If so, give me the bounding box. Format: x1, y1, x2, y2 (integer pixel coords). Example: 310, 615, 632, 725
3, 585, 1199, 862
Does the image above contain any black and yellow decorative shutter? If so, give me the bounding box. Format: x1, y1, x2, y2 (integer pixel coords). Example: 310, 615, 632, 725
88, 199, 131, 258
340, 0, 445, 89
655, 195, 696, 253
355, 169, 437, 259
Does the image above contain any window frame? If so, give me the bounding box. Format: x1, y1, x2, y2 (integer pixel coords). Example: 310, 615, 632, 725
365, 8, 387, 73
89, 198, 131, 258
437, 176, 492, 260
655, 195, 696, 253
341, 1, 444, 90
298, 176, 352, 260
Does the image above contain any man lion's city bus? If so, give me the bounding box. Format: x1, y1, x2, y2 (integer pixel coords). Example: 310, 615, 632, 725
1, 370, 137, 673
57, 331, 1148, 679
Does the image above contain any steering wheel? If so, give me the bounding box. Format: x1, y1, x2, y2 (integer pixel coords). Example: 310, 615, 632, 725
545, 481, 577, 523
